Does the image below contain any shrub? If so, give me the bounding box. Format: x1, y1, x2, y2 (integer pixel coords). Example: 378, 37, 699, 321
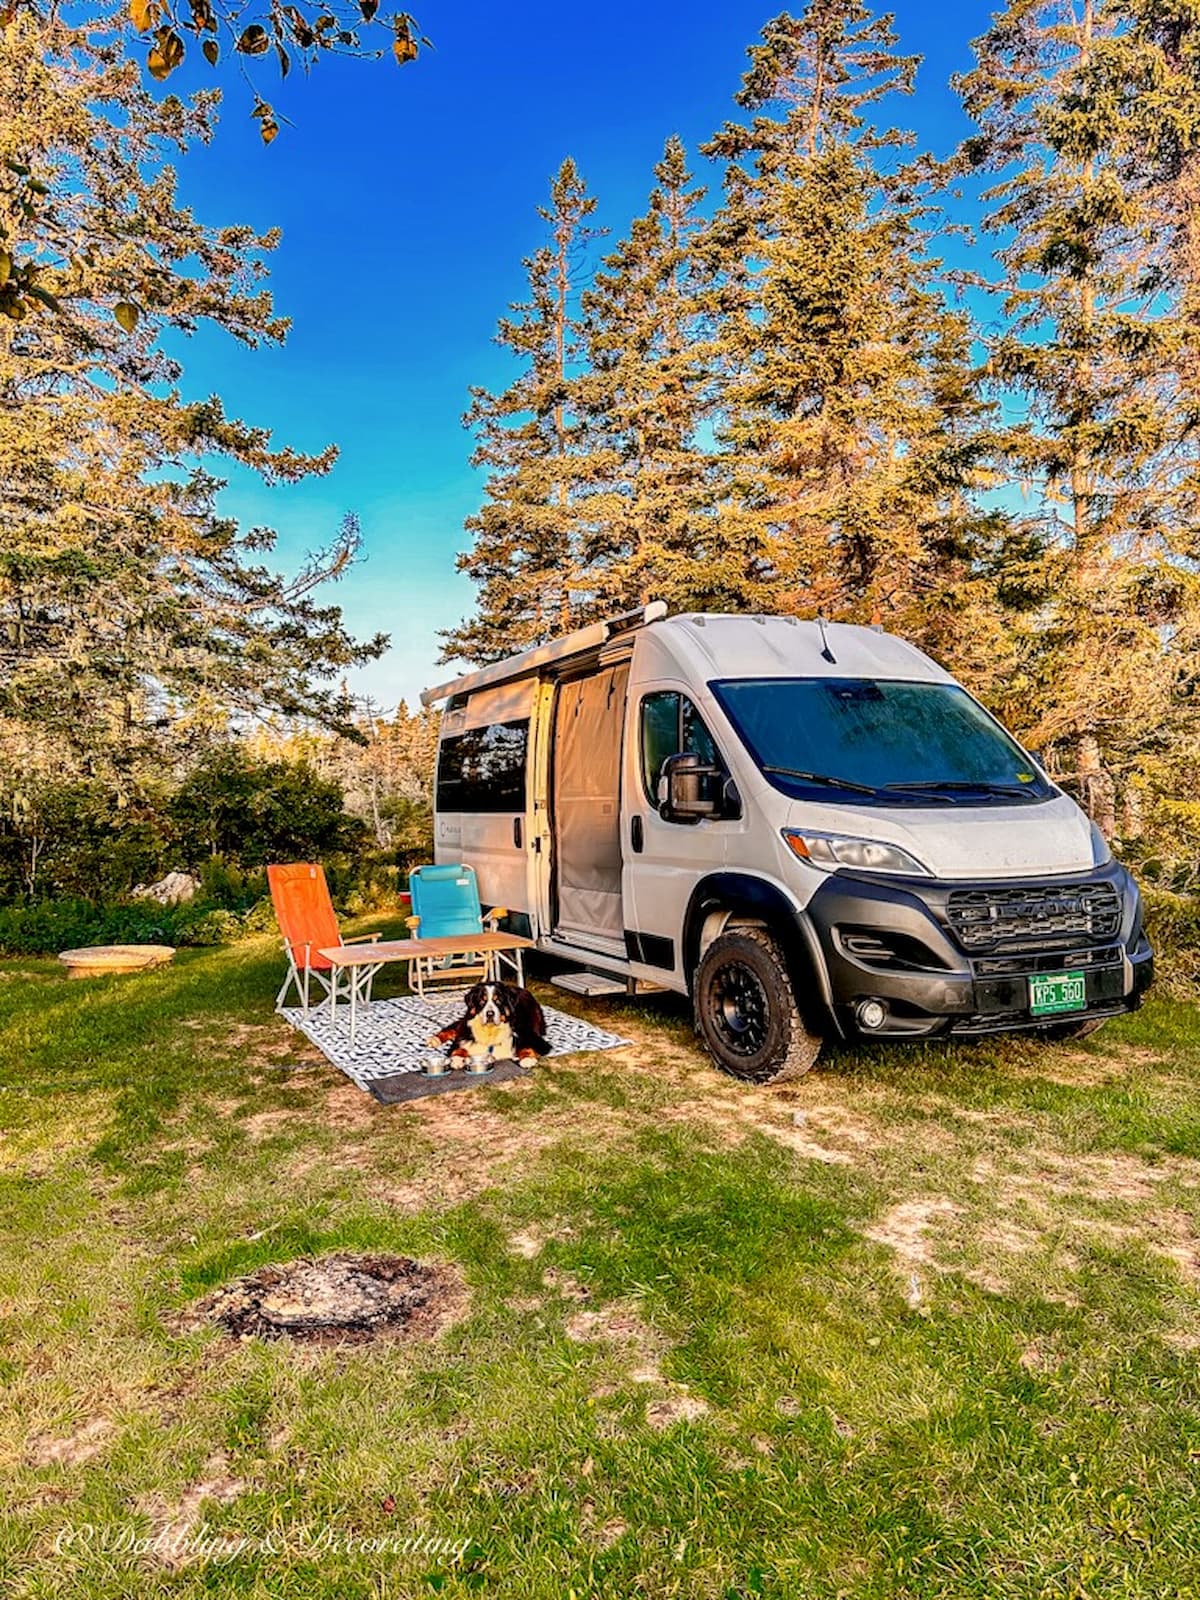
0, 781, 172, 903
0, 893, 269, 956
169, 748, 365, 871
0, 897, 185, 956
1141, 889, 1200, 998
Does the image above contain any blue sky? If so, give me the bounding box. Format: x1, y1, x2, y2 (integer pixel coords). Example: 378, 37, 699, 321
172, 0, 999, 709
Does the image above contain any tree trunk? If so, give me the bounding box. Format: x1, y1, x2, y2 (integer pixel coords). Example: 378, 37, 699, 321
1077, 734, 1116, 838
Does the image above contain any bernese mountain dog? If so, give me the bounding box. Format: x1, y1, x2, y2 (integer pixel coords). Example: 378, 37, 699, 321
427, 981, 552, 1066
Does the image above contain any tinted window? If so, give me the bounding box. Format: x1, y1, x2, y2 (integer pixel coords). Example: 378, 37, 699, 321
711, 678, 1051, 805
640, 692, 721, 800
436, 719, 529, 813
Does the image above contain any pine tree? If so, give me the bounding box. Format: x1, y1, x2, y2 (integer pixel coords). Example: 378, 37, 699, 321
0, 14, 382, 800
701, 4, 1001, 652
576, 136, 721, 612
443, 158, 603, 664
956, 0, 1200, 839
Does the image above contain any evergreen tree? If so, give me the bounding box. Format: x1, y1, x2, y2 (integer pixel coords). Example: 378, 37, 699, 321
576, 136, 721, 612
0, 14, 381, 803
701, 4, 1001, 652
443, 158, 603, 664
957, 0, 1200, 837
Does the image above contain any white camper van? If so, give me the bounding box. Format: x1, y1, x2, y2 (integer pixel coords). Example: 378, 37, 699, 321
422, 605, 1152, 1082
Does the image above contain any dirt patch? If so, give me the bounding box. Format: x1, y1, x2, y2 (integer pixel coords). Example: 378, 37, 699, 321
565, 1297, 669, 1388
973, 1149, 1196, 1208
193, 1253, 466, 1344
1144, 1210, 1200, 1281
237, 1109, 297, 1142
864, 1197, 962, 1268
645, 1392, 709, 1429
142, 1453, 245, 1569
29, 1417, 113, 1468
756, 1116, 855, 1165
544, 1266, 592, 1301
322, 1082, 383, 1130
185, 1018, 320, 1069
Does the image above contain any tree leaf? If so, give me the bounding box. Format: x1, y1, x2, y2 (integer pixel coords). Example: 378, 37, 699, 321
359, 0, 378, 18
393, 34, 418, 64
161, 27, 185, 68
236, 24, 270, 55
202, 36, 219, 64
146, 43, 170, 79
129, 0, 157, 32
260, 119, 279, 146
0, 250, 9, 287
114, 301, 140, 333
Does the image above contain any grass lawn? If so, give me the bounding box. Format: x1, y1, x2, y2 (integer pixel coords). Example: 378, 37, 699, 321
3, 923, 1200, 1599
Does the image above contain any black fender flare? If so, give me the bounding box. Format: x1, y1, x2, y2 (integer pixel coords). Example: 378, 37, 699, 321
681, 872, 842, 1037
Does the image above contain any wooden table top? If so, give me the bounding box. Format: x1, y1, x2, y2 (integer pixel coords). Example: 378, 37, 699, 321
319, 932, 535, 967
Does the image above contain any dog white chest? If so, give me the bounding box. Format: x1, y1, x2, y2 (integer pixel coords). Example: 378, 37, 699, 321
467, 1016, 515, 1059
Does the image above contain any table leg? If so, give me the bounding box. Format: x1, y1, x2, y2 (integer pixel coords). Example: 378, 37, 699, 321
350, 963, 382, 1046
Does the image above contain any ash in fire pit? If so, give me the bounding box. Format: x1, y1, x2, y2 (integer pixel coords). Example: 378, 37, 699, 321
197, 1253, 464, 1344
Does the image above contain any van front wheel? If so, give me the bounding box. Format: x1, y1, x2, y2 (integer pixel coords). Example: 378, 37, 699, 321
693, 927, 822, 1084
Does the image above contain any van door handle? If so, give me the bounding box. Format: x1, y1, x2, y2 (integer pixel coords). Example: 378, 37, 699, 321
631, 814, 644, 853
513, 817, 523, 849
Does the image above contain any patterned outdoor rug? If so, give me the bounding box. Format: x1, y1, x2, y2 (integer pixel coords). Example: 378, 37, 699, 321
280, 993, 630, 1098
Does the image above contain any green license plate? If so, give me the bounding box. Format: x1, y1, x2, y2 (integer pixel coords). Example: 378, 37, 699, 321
1029, 970, 1087, 1016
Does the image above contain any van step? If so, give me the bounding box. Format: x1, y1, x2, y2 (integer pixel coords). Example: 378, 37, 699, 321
551, 971, 629, 997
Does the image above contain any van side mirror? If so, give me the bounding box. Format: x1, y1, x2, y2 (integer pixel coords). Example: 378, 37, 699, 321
658, 752, 738, 823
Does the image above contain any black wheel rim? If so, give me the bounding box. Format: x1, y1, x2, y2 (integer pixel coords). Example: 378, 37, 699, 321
709, 960, 770, 1056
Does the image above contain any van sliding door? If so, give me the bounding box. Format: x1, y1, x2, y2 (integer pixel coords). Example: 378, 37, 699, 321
552, 665, 628, 951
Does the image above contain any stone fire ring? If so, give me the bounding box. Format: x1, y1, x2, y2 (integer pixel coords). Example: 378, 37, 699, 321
58, 944, 176, 979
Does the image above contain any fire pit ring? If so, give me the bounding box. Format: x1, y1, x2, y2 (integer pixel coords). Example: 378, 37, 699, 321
58, 944, 176, 979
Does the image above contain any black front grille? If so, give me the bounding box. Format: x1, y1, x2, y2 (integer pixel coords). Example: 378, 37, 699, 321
972, 944, 1124, 977
947, 882, 1122, 952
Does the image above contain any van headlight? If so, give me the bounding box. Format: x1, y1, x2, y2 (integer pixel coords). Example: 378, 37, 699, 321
782, 828, 932, 877
1089, 821, 1112, 866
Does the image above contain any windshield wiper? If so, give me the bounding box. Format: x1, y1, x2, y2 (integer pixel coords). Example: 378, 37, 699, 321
884, 780, 1030, 797
762, 765, 879, 796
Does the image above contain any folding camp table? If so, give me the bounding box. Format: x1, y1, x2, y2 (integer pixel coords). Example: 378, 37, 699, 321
321, 933, 535, 1044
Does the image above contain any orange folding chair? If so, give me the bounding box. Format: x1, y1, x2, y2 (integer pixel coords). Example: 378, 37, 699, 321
267, 862, 381, 1012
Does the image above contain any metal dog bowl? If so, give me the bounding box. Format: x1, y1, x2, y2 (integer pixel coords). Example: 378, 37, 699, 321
422, 1053, 451, 1077
465, 1056, 495, 1075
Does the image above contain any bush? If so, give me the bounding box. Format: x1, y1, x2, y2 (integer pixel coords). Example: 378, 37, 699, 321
0, 781, 173, 903
1141, 889, 1200, 998
0, 892, 277, 956
170, 748, 365, 871
0, 861, 411, 958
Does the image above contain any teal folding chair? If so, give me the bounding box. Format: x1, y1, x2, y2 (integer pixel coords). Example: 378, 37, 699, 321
405, 863, 523, 996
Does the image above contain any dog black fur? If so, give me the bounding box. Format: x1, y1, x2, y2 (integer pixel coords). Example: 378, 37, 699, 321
428, 981, 552, 1063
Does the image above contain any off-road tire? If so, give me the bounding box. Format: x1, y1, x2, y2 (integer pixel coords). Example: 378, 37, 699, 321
693, 926, 823, 1084
1044, 1016, 1110, 1042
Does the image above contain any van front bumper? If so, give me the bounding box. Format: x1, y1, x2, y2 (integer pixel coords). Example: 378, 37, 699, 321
800, 860, 1153, 1040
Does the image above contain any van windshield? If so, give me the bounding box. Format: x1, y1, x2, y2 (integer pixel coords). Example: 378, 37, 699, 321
710, 678, 1053, 806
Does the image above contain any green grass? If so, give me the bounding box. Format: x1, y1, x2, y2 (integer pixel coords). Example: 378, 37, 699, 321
3, 928, 1200, 1598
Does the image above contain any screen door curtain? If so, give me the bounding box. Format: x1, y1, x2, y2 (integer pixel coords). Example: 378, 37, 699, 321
553, 664, 628, 944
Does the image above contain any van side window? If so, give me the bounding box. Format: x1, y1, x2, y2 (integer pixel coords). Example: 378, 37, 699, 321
436, 719, 529, 813
640, 692, 721, 801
